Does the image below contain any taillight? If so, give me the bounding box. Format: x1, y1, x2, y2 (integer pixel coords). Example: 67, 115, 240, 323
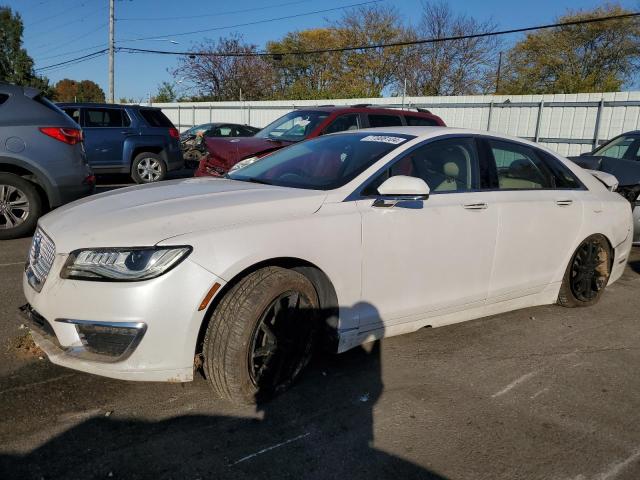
168, 127, 179, 139
39, 127, 83, 145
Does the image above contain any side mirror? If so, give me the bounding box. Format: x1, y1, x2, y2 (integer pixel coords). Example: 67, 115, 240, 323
373, 175, 430, 208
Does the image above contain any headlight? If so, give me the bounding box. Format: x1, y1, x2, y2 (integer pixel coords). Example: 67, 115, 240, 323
228, 156, 259, 173
61, 246, 191, 281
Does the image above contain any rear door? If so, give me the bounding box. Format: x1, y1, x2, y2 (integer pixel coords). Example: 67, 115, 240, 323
481, 138, 584, 301
82, 107, 134, 168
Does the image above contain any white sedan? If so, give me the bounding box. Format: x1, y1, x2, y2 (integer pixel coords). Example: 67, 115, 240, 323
22, 127, 633, 404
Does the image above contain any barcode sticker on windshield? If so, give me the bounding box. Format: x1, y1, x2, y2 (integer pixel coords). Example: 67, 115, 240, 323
360, 135, 405, 145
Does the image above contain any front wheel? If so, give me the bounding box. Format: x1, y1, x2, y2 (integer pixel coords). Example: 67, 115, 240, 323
558, 234, 611, 307
131, 152, 167, 183
203, 267, 319, 404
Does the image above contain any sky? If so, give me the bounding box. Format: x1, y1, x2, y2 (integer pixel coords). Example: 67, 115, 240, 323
4, 0, 638, 100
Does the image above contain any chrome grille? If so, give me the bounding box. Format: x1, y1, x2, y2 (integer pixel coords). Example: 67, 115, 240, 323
26, 227, 56, 292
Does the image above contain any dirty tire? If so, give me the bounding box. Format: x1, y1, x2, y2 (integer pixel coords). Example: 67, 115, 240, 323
131, 152, 167, 184
558, 234, 611, 308
0, 173, 41, 240
203, 267, 319, 404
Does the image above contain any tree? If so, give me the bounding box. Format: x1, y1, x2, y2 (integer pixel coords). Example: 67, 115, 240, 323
152, 81, 177, 103
330, 5, 411, 97
0, 6, 51, 93
499, 4, 640, 94
53, 79, 105, 102
266, 28, 345, 99
173, 34, 276, 101
399, 1, 500, 96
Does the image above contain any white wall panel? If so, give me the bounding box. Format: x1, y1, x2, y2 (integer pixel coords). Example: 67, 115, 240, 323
152, 91, 640, 156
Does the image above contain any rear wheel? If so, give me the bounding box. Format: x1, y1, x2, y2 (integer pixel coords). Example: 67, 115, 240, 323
131, 152, 166, 183
203, 267, 319, 404
558, 234, 611, 307
0, 173, 41, 240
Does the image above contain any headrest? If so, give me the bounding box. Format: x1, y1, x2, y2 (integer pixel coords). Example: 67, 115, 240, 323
443, 161, 460, 178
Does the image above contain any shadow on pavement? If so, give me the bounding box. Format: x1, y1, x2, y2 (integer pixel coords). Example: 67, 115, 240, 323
0, 303, 448, 479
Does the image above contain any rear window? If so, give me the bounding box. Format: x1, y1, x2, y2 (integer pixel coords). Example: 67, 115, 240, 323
139, 109, 174, 127
0, 94, 8, 106
405, 115, 438, 126
368, 114, 402, 127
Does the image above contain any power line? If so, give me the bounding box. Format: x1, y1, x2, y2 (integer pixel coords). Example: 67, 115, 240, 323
23, 0, 93, 29
34, 11, 640, 72
27, 5, 108, 46
119, 11, 640, 57
36, 49, 109, 72
117, 0, 382, 43
118, 0, 310, 21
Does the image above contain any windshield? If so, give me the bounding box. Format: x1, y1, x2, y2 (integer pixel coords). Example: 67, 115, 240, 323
228, 132, 414, 190
184, 124, 212, 136
593, 134, 640, 159
255, 110, 329, 142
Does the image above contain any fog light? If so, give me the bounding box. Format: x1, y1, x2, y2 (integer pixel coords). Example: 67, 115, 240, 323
56, 319, 146, 359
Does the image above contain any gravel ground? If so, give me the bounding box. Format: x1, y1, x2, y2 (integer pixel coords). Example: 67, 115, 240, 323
1, 221, 639, 479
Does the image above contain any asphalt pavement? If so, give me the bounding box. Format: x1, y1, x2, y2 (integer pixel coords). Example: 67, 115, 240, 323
1, 209, 640, 479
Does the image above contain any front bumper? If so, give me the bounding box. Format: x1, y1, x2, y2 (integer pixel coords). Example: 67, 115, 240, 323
22, 255, 224, 382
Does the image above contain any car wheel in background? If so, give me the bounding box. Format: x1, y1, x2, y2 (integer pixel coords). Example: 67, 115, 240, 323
203, 267, 319, 404
131, 152, 167, 184
0, 173, 41, 240
558, 234, 611, 307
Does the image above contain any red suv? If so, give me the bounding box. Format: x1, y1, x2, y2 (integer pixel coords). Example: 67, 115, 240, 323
194, 105, 446, 177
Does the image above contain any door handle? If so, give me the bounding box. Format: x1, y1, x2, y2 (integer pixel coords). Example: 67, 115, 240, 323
462, 202, 488, 210
556, 199, 573, 206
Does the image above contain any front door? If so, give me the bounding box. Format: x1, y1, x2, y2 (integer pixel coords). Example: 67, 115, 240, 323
357, 137, 499, 329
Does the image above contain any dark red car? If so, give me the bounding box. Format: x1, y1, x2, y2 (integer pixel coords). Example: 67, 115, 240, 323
194, 105, 446, 177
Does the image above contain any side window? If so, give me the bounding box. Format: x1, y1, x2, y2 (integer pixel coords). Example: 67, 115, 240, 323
363, 137, 480, 195
85, 108, 126, 128
62, 108, 81, 125
405, 116, 438, 126
488, 139, 554, 189
323, 114, 360, 134
368, 114, 402, 128
537, 150, 584, 189
0, 94, 8, 106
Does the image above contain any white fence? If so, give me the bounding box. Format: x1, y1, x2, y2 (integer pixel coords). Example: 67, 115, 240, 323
152, 92, 640, 156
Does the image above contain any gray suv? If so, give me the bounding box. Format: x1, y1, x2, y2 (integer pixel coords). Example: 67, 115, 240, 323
0, 83, 95, 240
58, 103, 183, 183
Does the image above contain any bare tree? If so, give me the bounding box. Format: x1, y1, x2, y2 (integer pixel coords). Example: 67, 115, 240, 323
400, 1, 500, 96
174, 34, 276, 101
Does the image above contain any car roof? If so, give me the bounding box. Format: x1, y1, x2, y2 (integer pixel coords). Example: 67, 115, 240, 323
57, 102, 160, 110
337, 126, 555, 149
295, 105, 439, 116
0, 82, 41, 98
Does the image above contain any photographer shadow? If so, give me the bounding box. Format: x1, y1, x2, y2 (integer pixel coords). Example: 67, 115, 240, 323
0, 302, 447, 479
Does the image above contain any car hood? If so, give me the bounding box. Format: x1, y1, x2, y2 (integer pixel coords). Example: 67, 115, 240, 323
205, 136, 293, 163
39, 178, 327, 252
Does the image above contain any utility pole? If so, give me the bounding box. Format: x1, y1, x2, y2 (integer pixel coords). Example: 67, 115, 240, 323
108, 0, 115, 103
495, 51, 502, 94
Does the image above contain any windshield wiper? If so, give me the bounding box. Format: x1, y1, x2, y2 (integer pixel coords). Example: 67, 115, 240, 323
237, 177, 273, 186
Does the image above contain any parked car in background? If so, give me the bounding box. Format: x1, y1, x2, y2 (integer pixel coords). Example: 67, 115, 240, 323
195, 105, 446, 177
58, 103, 183, 183
180, 122, 259, 168
0, 83, 94, 240
21, 127, 632, 404
569, 131, 640, 244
